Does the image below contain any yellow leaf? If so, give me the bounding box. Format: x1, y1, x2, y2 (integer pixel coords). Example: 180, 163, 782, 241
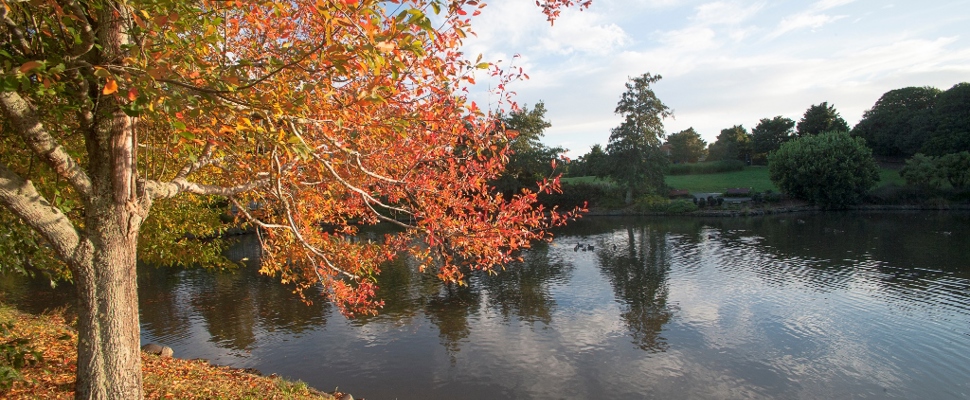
103, 79, 118, 95
375, 41, 395, 53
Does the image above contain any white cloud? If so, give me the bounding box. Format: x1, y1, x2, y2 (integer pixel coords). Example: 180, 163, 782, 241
770, 12, 846, 38
692, 1, 765, 25
460, 0, 970, 156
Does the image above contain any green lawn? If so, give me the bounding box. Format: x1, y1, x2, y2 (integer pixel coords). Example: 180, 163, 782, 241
563, 166, 906, 194
665, 166, 778, 193
878, 167, 906, 186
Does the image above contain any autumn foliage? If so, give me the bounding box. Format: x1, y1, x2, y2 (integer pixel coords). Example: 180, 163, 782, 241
4, 0, 581, 311
2, 0, 584, 396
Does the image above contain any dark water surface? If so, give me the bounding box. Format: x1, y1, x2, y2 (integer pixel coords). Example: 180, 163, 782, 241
7, 212, 970, 399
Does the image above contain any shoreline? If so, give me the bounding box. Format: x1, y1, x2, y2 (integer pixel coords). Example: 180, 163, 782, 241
581, 203, 970, 218
0, 303, 349, 399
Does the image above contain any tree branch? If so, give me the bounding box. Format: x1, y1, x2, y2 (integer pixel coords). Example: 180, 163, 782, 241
270, 155, 359, 280
174, 141, 215, 180
142, 175, 270, 199
0, 4, 30, 54
61, 0, 96, 60
0, 90, 94, 199
0, 163, 85, 266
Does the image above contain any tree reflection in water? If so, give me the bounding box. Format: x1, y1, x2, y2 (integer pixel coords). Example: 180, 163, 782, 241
356, 240, 572, 357
478, 241, 571, 326
138, 234, 329, 353
597, 225, 673, 352
425, 283, 480, 357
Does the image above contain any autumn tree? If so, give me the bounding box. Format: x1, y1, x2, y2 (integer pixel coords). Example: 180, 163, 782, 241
605, 73, 672, 204
751, 116, 795, 157
796, 102, 850, 136
707, 125, 751, 163
665, 127, 706, 164
0, 0, 584, 398
493, 102, 564, 194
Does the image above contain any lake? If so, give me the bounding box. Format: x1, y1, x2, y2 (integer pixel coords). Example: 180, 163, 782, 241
5, 212, 970, 399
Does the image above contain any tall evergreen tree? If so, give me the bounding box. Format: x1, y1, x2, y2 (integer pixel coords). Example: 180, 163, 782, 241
494, 102, 563, 192
605, 73, 672, 203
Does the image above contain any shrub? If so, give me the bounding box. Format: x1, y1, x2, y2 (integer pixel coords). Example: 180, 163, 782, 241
939, 151, 970, 189
634, 196, 698, 213
864, 184, 924, 205
900, 153, 946, 189
666, 199, 698, 213
634, 195, 670, 212
724, 187, 751, 197
763, 190, 783, 203
538, 182, 622, 209
667, 160, 745, 175
768, 131, 879, 209
900, 151, 970, 190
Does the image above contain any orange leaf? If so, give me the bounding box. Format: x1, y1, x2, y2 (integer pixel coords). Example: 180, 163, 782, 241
19, 61, 43, 73
103, 79, 118, 95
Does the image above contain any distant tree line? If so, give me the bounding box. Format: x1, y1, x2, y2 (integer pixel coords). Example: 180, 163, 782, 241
509, 79, 969, 209
853, 83, 970, 158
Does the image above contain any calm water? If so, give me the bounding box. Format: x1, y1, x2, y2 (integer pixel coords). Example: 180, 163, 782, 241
6, 212, 970, 399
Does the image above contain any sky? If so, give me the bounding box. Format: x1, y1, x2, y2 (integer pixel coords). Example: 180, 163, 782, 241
461, 0, 970, 158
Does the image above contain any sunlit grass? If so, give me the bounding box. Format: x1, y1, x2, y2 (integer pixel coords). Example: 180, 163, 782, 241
564, 165, 905, 194
665, 166, 778, 193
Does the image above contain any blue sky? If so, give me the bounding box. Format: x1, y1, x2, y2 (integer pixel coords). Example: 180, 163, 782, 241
463, 0, 970, 157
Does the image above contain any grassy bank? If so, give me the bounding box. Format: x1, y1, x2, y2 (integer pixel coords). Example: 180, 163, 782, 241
0, 303, 337, 399
563, 166, 906, 194
665, 166, 778, 193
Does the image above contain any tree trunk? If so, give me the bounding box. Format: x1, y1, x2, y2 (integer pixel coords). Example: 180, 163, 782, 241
72, 213, 143, 399
73, 108, 144, 398
72, 3, 145, 396
625, 188, 633, 205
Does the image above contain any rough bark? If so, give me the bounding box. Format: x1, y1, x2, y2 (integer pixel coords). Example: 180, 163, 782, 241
70, 4, 145, 399
72, 201, 142, 399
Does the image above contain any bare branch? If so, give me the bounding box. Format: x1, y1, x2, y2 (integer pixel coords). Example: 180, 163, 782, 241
270, 155, 359, 280
286, 124, 414, 217
0, 4, 30, 54
315, 151, 413, 215
227, 197, 289, 230
174, 141, 215, 180
364, 200, 416, 229
0, 163, 85, 266
62, 0, 96, 60
284, 117, 405, 185
142, 175, 269, 199
0, 90, 93, 199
